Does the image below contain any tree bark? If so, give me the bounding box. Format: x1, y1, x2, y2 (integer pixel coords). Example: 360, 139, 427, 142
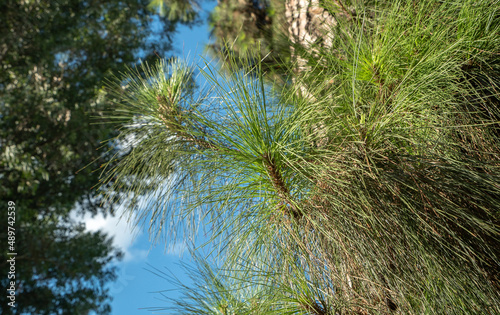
285, 0, 336, 72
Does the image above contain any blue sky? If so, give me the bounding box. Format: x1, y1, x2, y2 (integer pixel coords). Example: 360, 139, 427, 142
81, 2, 218, 314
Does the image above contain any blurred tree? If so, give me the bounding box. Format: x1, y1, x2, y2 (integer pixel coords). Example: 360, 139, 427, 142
207, 0, 290, 72
0, 0, 186, 313
0, 0, 178, 217
147, 0, 290, 73
148, 0, 201, 23
0, 217, 123, 315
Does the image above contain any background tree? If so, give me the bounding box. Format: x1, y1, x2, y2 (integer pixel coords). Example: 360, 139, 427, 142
0, 218, 122, 315
0, 0, 177, 216
207, 0, 290, 73
148, 0, 290, 73
0, 0, 189, 313
148, 0, 201, 23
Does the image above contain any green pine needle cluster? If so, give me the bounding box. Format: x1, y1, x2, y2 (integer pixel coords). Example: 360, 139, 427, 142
101, 0, 500, 313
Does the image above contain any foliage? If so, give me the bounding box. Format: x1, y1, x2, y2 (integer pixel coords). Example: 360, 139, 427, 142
147, 0, 289, 73
0, 0, 180, 313
0, 217, 122, 315
148, 0, 200, 23
0, 0, 176, 216
101, 55, 301, 244
104, 0, 499, 313
207, 0, 290, 72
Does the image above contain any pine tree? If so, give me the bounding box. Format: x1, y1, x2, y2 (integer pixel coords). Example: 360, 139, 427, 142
103, 0, 500, 313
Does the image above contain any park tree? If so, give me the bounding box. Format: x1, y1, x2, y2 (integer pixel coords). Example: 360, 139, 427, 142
148, 0, 290, 73
148, 0, 201, 23
103, 0, 500, 313
0, 0, 177, 216
207, 0, 290, 72
0, 0, 188, 313
0, 217, 122, 315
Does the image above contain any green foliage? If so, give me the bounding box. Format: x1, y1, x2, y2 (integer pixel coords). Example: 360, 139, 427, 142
148, 0, 200, 23
104, 0, 500, 313
0, 218, 122, 315
147, 0, 290, 73
102, 55, 306, 247
207, 0, 290, 74
0, 0, 181, 313
0, 0, 175, 216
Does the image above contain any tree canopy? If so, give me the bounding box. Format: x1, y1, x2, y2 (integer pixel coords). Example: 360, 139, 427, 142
206, 0, 290, 71
0, 0, 177, 215
1, 218, 122, 315
0, 0, 185, 313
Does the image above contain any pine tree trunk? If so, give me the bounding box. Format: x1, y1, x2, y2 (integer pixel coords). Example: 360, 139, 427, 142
284, 0, 338, 102
285, 0, 336, 72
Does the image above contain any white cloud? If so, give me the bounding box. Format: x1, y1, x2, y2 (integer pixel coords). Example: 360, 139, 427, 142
76, 210, 148, 262
71, 192, 189, 263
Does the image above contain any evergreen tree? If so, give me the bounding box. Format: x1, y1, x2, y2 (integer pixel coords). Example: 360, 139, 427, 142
207, 0, 290, 72
103, 0, 499, 313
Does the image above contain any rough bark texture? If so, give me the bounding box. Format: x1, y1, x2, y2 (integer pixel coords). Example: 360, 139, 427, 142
285, 0, 336, 72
